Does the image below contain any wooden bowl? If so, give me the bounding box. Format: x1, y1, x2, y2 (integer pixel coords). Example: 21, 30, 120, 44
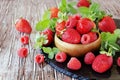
54, 33, 101, 57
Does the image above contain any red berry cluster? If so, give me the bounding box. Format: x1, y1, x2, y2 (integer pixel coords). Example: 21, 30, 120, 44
56, 14, 98, 44
15, 18, 44, 64
55, 51, 120, 73
17, 35, 29, 58
55, 52, 81, 70
15, 18, 32, 58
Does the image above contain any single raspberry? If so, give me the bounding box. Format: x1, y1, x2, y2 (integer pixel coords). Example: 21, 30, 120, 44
35, 54, 44, 64
76, 18, 95, 34
15, 18, 32, 34
98, 16, 116, 33
81, 32, 97, 44
17, 47, 28, 58
50, 7, 59, 18
84, 52, 95, 65
55, 52, 67, 63
62, 28, 81, 44
88, 32, 97, 42
117, 57, 120, 67
92, 54, 113, 73
77, 0, 91, 7
81, 34, 91, 44
67, 57, 81, 70
20, 36, 29, 45
65, 14, 81, 28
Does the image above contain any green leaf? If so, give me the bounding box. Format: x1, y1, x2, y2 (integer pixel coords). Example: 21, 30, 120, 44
114, 29, 120, 38
42, 10, 50, 20
59, 0, 67, 13
58, 12, 68, 21
100, 31, 120, 56
48, 52, 55, 59
36, 19, 50, 31
89, 3, 100, 12
42, 47, 52, 54
67, 4, 77, 14
34, 33, 48, 49
78, 7, 90, 17
108, 42, 120, 51
78, 3, 105, 21
42, 47, 59, 59
49, 18, 57, 31
68, 1, 77, 6
101, 32, 117, 43
53, 47, 60, 54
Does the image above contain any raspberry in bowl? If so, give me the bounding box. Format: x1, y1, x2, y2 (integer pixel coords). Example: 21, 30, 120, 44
54, 32, 101, 57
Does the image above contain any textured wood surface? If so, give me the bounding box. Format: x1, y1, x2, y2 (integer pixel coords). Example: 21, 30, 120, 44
0, 0, 120, 80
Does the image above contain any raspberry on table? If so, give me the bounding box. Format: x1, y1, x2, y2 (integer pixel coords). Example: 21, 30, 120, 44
17, 47, 28, 58
84, 52, 95, 65
67, 57, 81, 70
20, 35, 29, 45
55, 52, 67, 63
35, 54, 44, 64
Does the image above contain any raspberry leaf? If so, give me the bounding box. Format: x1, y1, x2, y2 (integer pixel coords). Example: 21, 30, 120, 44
53, 47, 60, 55
100, 29, 120, 56
59, 0, 67, 13
42, 47, 59, 59
78, 3, 105, 21
42, 10, 50, 20
42, 47, 52, 54
36, 19, 50, 31
58, 12, 68, 22
114, 29, 120, 38
49, 18, 57, 31
34, 33, 48, 48
48, 52, 55, 59
67, 4, 77, 14
78, 7, 90, 17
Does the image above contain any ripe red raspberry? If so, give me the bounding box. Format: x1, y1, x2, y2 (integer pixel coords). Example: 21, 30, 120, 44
62, 28, 81, 44
17, 47, 28, 58
67, 57, 81, 70
92, 54, 113, 73
117, 57, 120, 67
50, 7, 59, 18
81, 34, 91, 44
77, 0, 91, 7
20, 36, 29, 45
15, 18, 32, 34
35, 54, 44, 64
98, 16, 116, 33
55, 52, 67, 63
65, 14, 81, 28
81, 32, 97, 44
84, 52, 95, 65
76, 18, 95, 34
88, 32, 97, 42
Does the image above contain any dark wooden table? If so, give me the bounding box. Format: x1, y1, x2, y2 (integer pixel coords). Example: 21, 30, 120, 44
0, 0, 120, 80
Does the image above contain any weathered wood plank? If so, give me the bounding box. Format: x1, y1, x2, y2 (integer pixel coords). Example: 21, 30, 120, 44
0, 0, 120, 80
